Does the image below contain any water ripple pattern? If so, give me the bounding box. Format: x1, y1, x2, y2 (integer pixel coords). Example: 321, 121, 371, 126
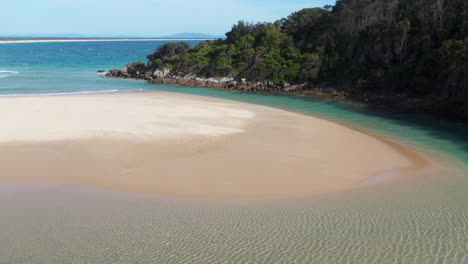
0, 177, 466, 264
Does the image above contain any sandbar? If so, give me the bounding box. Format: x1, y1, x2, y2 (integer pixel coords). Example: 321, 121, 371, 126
0, 92, 431, 198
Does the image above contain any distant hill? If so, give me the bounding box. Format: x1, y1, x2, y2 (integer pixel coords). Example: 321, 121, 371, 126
161, 33, 225, 39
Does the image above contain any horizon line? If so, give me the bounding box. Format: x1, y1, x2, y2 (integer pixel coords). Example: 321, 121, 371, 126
0, 38, 224, 44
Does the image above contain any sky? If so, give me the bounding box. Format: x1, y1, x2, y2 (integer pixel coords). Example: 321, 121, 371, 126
1, 0, 336, 37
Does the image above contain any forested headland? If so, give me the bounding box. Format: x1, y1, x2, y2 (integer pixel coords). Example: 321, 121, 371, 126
108, 0, 467, 121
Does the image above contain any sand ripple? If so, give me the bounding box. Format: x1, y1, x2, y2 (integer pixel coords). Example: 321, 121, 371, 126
0, 177, 466, 264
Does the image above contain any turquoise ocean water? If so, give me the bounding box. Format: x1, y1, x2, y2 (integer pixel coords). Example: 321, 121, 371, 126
0, 41, 466, 263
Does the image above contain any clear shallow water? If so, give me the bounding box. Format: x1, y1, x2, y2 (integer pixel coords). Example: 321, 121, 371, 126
0, 41, 467, 264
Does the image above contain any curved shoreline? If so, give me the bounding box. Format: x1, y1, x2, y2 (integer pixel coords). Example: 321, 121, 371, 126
0, 91, 440, 198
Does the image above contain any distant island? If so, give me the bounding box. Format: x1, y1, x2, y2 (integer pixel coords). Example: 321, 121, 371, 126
107, 0, 467, 122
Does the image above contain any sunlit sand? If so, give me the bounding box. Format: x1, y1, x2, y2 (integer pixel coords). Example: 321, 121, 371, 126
0, 92, 431, 198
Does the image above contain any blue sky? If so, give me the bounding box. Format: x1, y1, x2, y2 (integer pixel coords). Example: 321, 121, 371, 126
2, 0, 336, 37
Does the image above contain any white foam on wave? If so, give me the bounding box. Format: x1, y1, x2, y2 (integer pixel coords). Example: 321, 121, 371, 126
0, 70, 19, 74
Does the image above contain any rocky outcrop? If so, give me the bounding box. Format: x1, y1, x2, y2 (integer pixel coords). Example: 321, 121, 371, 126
105, 62, 347, 98
107, 62, 463, 120
153, 68, 171, 79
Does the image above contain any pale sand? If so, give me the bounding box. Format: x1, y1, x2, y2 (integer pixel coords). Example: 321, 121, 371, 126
0, 38, 213, 44
0, 92, 432, 198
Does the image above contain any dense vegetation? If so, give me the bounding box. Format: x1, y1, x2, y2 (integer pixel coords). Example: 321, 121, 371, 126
144, 0, 467, 120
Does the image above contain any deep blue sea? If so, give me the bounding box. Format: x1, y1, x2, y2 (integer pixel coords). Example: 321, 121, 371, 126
0, 41, 467, 264
0, 40, 203, 95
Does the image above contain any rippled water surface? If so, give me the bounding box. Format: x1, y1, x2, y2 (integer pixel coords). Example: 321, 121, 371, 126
0, 41, 467, 263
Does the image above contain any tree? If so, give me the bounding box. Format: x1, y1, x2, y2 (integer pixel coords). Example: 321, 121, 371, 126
141, 0, 468, 120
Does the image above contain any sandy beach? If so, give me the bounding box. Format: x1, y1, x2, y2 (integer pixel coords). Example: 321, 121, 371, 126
0, 92, 431, 198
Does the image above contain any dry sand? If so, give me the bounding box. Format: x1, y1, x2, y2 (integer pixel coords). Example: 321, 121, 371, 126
0, 92, 431, 198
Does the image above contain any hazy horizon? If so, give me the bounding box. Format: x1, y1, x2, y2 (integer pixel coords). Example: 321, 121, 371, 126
0, 33, 225, 39
1, 0, 335, 37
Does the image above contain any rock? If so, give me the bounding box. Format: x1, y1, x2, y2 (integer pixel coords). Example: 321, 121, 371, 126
97, 70, 106, 73
219, 77, 234, 83
183, 74, 196, 79
153, 68, 170, 79
283, 85, 303, 92
126, 61, 146, 69
108, 69, 121, 77
125, 61, 147, 77
323, 88, 336, 93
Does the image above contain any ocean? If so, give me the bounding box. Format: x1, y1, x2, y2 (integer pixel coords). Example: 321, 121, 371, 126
0, 41, 467, 264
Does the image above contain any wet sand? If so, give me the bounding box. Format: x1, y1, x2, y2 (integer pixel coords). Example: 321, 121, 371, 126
0, 92, 433, 198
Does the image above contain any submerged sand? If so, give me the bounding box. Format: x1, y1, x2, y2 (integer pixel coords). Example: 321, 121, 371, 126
0, 92, 430, 198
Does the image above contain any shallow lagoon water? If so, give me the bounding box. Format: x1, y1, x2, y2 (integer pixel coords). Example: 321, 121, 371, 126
0, 41, 467, 263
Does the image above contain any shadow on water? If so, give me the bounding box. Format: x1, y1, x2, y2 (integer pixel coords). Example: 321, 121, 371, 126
146, 83, 468, 165
310, 97, 467, 150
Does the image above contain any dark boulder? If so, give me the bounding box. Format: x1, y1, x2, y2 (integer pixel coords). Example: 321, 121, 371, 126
125, 62, 147, 77
107, 69, 121, 77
